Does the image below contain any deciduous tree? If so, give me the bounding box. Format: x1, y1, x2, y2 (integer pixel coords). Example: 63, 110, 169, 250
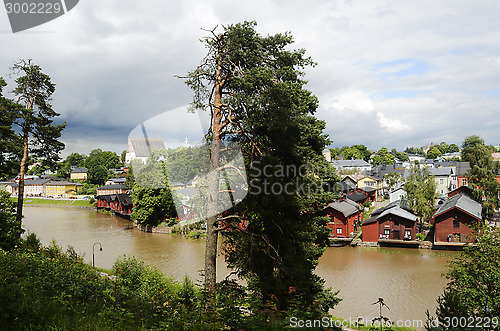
428, 225, 500, 329
403, 165, 437, 221
461, 135, 500, 219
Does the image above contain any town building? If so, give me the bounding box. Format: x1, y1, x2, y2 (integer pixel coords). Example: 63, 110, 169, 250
45, 181, 83, 198
362, 201, 418, 243
96, 183, 128, 196
70, 167, 88, 180
431, 193, 481, 244
324, 199, 363, 238
331, 159, 372, 172
125, 137, 167, 165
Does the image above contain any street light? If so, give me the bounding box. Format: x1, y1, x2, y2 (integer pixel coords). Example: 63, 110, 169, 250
92, 242, 103, 267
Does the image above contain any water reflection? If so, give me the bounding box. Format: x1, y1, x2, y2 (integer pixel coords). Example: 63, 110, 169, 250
22, 207, 456, 326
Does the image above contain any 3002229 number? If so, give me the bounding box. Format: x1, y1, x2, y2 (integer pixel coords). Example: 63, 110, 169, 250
442, 316, 499, 329
5, 2, 62, 14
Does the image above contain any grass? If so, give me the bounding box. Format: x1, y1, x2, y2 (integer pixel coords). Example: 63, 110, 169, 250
11, 197, 94, 208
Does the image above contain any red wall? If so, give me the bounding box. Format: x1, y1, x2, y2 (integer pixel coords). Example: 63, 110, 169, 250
434, 209, 478, 243
362, 222, 379, 242
325, 207, 361, 238
362, 215, 417, 242
377, 215, 416, 240
456, 177, 469, 188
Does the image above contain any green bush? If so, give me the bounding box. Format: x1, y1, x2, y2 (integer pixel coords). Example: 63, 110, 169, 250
416, 233, 426, 241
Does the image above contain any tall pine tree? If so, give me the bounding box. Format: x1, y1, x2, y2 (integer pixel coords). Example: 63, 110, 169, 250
184, 21, 339, 314
11, 59, 66, 227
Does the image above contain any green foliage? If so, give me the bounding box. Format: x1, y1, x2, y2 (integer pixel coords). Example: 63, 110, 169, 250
1, 237, 342, 330
12, 59, 66, 168
416, 233, 426, 241
0, 191, 23, 250
384, 172, 403, 191
186, 21, 340, 315
395, 151, 409, 161
405, 146, 425, 156
78, 182, 98, 195
344, 145, 371, 162
131, 186, 177, 226
371, 147, 395, 165
85, 149, 121, 185
165, 146, 209, 183
426, 146, 443, 159
0, 78, 22, 180
403, 165, 437, 221
428, 226, 500, 330
461, 135, 500, 219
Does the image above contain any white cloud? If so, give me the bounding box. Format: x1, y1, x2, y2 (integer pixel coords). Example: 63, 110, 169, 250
2, 0, 500, 155
376, 113, 410, 132
328, 90, 374, 114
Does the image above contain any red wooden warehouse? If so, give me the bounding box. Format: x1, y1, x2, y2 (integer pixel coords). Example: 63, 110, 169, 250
324, 199, 363, 238
362, 201, 418, 243
431, 193, 481, 244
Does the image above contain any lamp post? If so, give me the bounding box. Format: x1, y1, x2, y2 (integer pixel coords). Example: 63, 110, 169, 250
92, 242, 103, 267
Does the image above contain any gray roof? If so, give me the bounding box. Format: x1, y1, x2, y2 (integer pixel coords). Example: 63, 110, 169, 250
347, 191, 368, 202
177, 187, 197, 198
378, 206, 418, 222
109, 177, 126, 183
129, 137, 166, 158
71, 167, 88, 173
429, 167, 453, 176
331, 159, 371, 168
363, 200, 417, 225
433, 193, 482, 220
97, 184, 127, 190
325, 199, 362, 217
455, 162, 471, 177
19, 179, 52, 186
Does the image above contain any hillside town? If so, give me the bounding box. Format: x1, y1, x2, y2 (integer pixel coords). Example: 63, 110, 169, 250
2, 135, 497, 251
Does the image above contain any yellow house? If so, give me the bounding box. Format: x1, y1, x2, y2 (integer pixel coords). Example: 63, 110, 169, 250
70, 168, 88, 180
357, 175, 385, 200
45, 181, 83, 198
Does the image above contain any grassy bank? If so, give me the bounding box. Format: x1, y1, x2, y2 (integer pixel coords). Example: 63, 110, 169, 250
10, 197, 94, 208
0, 235, 331, 330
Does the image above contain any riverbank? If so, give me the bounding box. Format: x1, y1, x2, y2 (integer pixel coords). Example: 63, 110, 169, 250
12, 197, 94, 209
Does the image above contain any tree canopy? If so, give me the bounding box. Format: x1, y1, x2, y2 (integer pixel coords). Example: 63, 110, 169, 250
429, 225, 500, 329
184, 21, 339, 315
9, 59, 66, 226
461, 135, 500, 219
371, 147, 395, 165
403, 165, 437, 221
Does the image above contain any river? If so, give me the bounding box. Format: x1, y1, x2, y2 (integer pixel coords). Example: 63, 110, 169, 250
22, 206, 457, 327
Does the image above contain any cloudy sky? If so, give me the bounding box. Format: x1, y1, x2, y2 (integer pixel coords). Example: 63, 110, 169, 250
2, 0, 500, 157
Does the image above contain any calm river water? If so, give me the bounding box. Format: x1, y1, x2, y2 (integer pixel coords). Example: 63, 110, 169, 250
22, 206, 457, 327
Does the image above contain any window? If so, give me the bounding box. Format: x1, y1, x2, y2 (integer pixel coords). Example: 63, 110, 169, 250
453, 219, 460, 228
404, 229, 411, 239
440, 178, 444, 184
384, 229, 390, 235
336, 228, 342, 234
461, 179, 467, 186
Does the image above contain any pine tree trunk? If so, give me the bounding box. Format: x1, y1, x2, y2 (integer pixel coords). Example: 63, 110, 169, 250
204, 56, 223, 301
15, 125, 29, 235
